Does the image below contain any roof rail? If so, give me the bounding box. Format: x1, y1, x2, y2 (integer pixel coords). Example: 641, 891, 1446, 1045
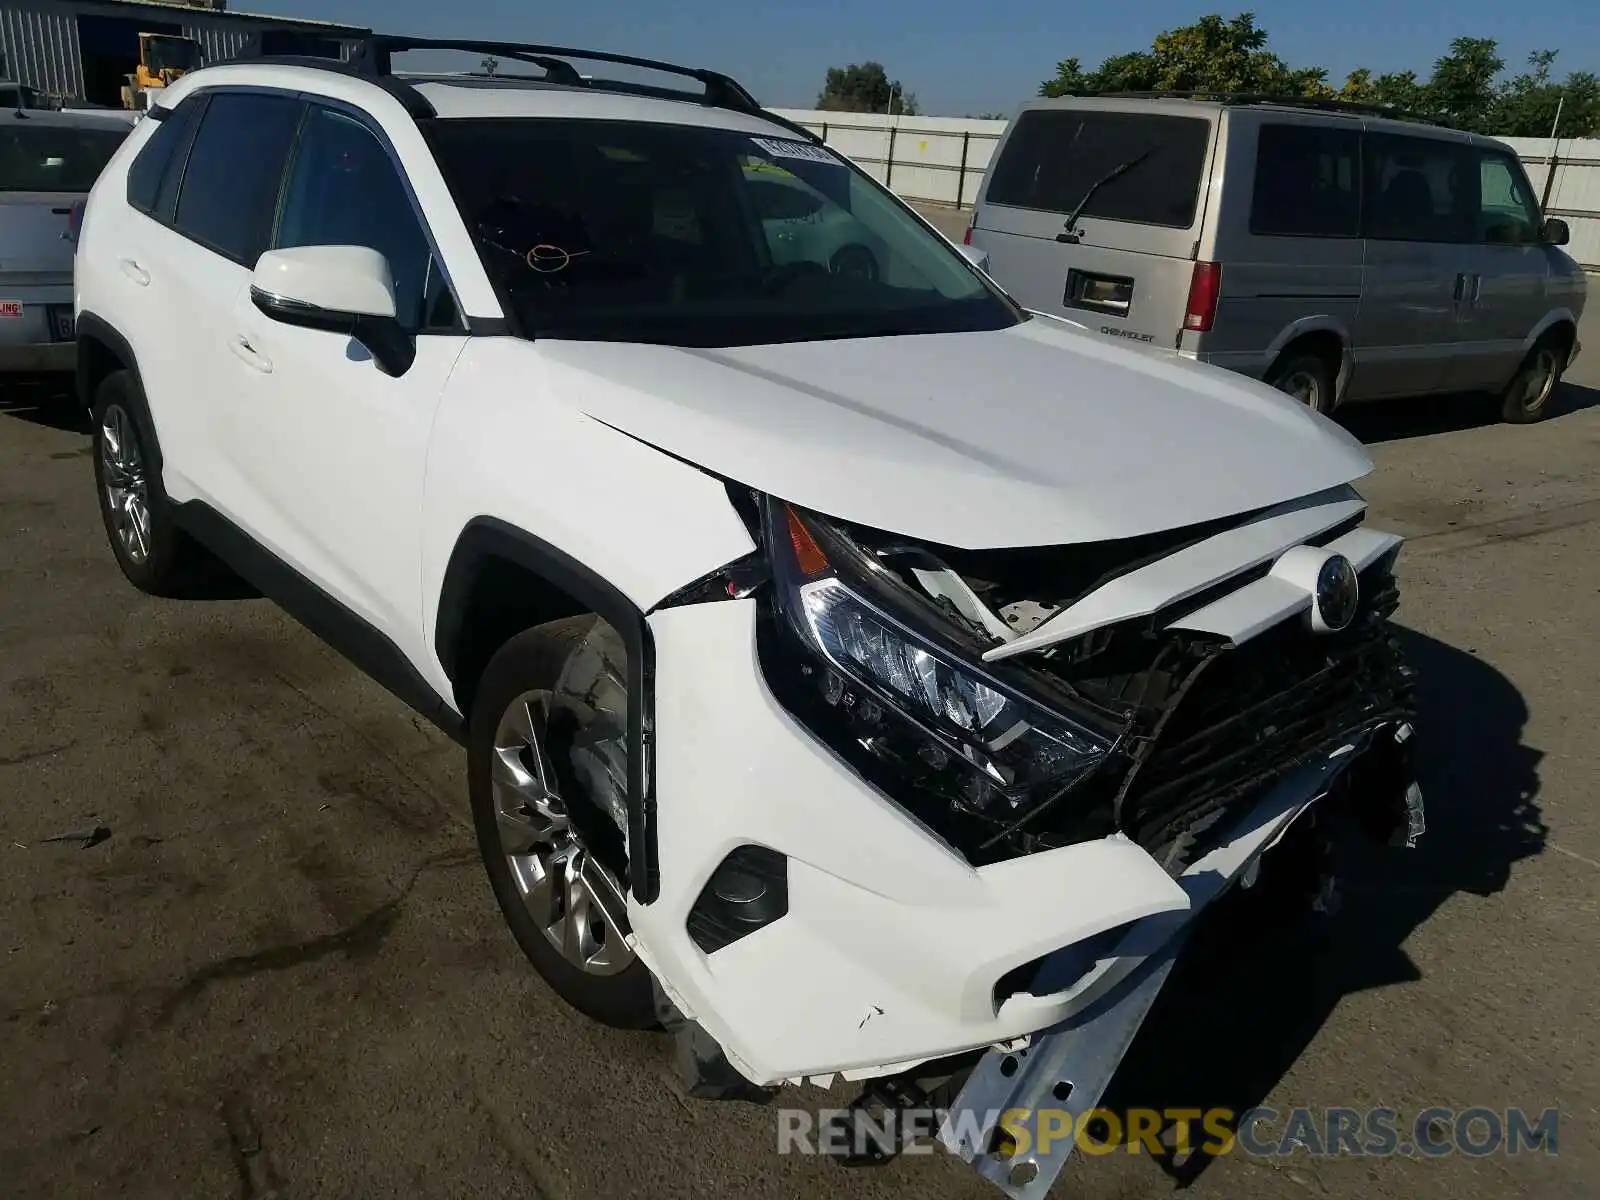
220, 32, 817, 135
1059, 89, 1421, 121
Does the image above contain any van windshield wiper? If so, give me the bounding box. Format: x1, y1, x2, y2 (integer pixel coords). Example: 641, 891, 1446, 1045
1061, 148, 1154, 235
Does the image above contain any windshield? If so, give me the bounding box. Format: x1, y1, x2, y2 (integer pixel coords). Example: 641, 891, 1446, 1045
425, 118, 1021, 346
144, 37, 201, 73
0, 123, 127, 192
987, 109, 1211, 229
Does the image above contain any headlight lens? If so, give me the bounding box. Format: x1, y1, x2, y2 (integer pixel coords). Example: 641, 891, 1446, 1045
770, 501, 1113, 802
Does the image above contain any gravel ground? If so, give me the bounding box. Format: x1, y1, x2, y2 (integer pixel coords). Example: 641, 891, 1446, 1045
1, 280, 1596, 1198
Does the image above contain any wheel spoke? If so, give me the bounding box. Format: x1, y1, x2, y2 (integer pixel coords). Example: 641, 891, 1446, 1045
488, 686, 636, 977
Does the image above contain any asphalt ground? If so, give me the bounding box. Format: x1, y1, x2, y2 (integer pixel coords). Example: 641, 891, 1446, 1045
2, 272, 1597, 1198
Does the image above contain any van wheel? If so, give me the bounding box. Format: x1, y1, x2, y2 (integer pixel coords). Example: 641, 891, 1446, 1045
468, 618, 658, 1030
1500, 338, 1564, 424
1267, 351, 1337, 415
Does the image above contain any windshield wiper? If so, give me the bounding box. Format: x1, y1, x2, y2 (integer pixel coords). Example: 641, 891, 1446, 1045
1060, 148, 1154, 237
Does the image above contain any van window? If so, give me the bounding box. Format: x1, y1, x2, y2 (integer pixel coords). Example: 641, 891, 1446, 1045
1249, 124, 1360, 238
1477, 151, 1541, 245
0, 122, 126, 192
985, 109, 1211, 229
1362, 133, 1475, 244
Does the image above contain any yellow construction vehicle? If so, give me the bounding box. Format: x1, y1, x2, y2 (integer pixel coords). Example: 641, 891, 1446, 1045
120, 33, 203, 111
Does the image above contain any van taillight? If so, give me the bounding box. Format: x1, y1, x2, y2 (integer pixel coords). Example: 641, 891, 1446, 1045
1183, 261, 1221, 333
65, 200, 85, 245
962, 215, 974, 246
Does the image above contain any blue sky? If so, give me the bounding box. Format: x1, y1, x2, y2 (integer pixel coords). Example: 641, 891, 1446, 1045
237, 0, 1600, 117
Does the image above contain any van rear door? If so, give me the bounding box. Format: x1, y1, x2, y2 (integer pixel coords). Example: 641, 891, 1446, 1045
971, 103, 1218, 349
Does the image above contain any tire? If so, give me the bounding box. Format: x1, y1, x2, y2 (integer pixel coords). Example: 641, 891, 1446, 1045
1266, 350, 1338, 415
1500, 337, 1565, 424
90, 370, 207, 597
468, 617, 657, 1029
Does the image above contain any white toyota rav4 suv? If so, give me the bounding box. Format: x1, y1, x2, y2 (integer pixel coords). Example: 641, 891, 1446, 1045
74, 37, 1423, 1196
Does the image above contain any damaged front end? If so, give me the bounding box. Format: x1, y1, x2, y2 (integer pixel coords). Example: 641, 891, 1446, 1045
748, 494, 1417, 877
640, 486, 1422, 1195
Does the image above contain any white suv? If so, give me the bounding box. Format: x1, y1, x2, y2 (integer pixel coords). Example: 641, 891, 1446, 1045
74, 37, 1424, 1195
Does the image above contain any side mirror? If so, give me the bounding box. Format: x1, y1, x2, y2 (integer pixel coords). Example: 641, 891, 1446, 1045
1541, 217, 1571, 247
957, 242, 992, 274
250, 245, 415, 377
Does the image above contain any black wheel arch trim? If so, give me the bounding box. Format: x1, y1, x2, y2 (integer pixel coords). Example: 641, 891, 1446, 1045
76, 311, 168, 472
171, 499, 465, 742
435, 517, 660, 905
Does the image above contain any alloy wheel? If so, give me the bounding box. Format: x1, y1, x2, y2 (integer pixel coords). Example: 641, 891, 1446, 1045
490, 690, 635, 976
100, 403, 151, 565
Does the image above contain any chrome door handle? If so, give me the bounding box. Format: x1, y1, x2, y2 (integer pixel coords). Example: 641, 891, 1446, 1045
229, 335, 272, 373
1471, 274, 1483, 305
119, 258, 150, 287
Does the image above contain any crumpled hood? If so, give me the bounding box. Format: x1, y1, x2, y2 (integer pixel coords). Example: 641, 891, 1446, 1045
536, 316, 1373, 548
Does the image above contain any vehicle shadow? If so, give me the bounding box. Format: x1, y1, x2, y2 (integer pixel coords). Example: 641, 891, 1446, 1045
1338, 381, 1598, 444
1098, 626, 1544, 1184
0, 375, 89, 433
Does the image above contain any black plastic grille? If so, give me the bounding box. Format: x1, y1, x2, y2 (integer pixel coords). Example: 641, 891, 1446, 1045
1118, 568, 1413, 861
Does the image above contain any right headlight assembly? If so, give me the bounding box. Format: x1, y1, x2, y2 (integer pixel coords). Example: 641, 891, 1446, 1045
762, 499, 1117, 816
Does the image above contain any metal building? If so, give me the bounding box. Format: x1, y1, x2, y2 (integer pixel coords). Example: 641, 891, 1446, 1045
0, 0, 369, 107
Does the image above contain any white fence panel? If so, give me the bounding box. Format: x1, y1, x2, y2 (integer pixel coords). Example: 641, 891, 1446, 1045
773, 111, 1600, 268
769, 110, 1004, 208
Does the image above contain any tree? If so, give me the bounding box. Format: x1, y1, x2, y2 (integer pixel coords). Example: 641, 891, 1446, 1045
1424, 36, 1503, 131
1492, 51, 1600, 137
1033, 16, 1600, 137
1039, 13, 1327, 99
817, 62, 919, 115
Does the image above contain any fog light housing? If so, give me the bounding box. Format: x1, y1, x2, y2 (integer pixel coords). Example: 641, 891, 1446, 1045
686, 845, 789, 954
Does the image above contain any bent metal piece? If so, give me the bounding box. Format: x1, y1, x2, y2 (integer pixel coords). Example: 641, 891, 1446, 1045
941, 722, 1421, 1199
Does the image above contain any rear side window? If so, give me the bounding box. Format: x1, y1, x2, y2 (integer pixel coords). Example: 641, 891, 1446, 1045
127, 99, 202, 214
986, 109, 1211, 229
0, 122, 127, 192
1249, 124, 1360, 238
1363, 132, 1476, 244
173, 92, 303, 265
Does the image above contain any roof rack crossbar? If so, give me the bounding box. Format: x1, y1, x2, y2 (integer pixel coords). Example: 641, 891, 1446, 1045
348, 35, 762, 114
217, 32, 824, 140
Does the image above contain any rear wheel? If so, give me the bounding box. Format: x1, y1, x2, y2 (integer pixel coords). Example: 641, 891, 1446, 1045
1266, 350, 1338, 415
1500, 337, 1565, 424
468, 618, 657, 1029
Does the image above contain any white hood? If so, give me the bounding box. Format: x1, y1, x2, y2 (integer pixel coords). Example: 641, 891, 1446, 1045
537, 317, 1373, 548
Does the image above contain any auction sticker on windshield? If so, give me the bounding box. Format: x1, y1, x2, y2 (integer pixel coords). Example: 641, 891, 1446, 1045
750, 137, 837, 164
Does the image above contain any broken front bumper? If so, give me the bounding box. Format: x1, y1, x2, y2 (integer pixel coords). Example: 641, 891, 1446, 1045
941, 719, 1422, 1198
630, 598, 1420, 1092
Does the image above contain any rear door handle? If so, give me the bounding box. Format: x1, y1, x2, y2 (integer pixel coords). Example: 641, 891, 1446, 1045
119, 258, 150, 287
1471, 274, 1483, 305
1452, 272, 1466, 302
229, 335, 272, 374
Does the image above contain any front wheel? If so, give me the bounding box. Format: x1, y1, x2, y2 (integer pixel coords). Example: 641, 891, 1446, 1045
467, 618, 657, 1029
1500, 339, 1565, 424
